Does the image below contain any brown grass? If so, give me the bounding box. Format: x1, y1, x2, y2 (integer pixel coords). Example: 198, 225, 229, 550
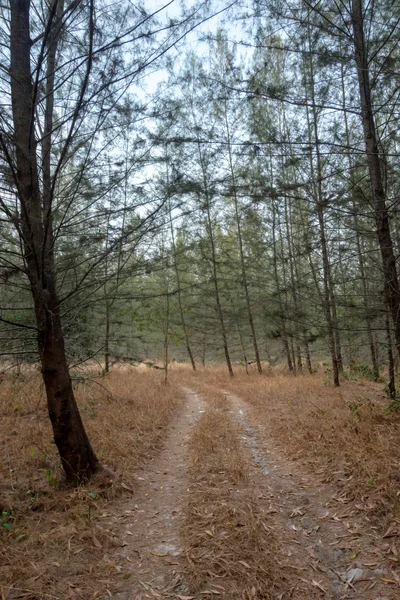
0, 367, 183, 600
181, 403, 280, 599
3, 361, 400, 598
180, 365, 400, 524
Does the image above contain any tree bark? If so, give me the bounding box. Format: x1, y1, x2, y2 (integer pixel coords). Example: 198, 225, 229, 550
167, 192, 196, 371
105, 305, 110, 374
195, 138, 233, 377
351, 0, 400, 360
339, 40, 379, 378
284, 193, 302, 371
10, 0, 98, 484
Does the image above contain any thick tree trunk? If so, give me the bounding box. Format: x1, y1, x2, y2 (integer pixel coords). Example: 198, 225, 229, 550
10, 0, 98, 484
38, 295, 99, 482
352, 0, 400, 360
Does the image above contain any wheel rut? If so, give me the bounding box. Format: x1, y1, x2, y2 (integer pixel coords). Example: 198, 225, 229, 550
106, 387, 205, 599
220, 388, 395, 600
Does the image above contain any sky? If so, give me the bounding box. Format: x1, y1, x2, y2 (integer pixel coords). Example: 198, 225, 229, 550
141, 0, 247, 94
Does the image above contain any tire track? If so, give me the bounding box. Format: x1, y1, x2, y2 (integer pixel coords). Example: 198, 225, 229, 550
106, 388, 205, 599
221, 388, 395, 600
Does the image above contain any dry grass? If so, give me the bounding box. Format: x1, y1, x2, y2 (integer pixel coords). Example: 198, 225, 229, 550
181, 403, 279, 599
180, 365, 400, 524
0, 367, 183, 600
3, 360, 400, 598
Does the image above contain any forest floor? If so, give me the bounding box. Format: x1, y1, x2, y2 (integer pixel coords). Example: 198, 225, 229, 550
1, 365, 400, 599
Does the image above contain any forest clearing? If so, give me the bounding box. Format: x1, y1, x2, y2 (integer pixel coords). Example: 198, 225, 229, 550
1, 364, 400, 599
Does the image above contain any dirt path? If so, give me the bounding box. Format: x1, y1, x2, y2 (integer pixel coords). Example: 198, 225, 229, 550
96, 384, 396, 600
221, 388, 397, 600
104, 388, 205, 599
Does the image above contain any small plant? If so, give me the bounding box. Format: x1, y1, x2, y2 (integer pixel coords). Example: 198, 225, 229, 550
323, 370, 332, 386
45, 469, 58, 488
26, 488, 39, 502
348, 401, 360, 419
350, 363, 377, 381
84, 488, 98, 500
87, 397, 98, 418
1, 510, 14, 533
1, 510, 26, 541
386, 398, 400, 414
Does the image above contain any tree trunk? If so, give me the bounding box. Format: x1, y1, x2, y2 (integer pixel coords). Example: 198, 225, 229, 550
224, 106, 262, 373
283, 193, 302, 371
104, 304, 110, 374
10, 0, 98, 484
201, 334, 207, 367
339, 41, 379, 379
386, 310, 396, 399
304, 27, 339, 386
351, 0, 400, 360
39, 298, 99, 482
272, 203, 294, 371
167, 194, 196, 371
196, 139, 233, 376
281, 107, 312, 373
304, 341, 312, 374
164, 293, 169, 386
238, 324, 249, 375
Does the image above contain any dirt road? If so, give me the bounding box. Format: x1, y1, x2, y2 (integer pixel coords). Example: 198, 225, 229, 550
106, 386, 396, 600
